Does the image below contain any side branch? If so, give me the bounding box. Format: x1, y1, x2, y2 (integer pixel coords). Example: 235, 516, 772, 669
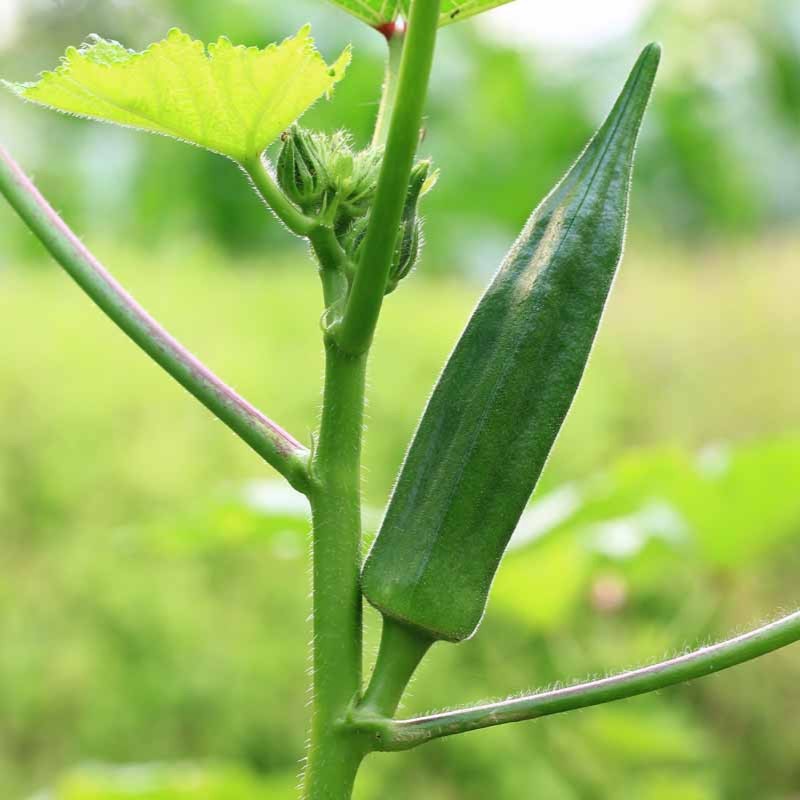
355, 609, 800, 751
0, 145, 311, 492
243, 156, 351, 309
242, 154, 315, 238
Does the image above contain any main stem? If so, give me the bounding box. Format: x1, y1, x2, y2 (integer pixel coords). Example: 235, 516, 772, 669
302, 4, 441, 794
337, 0, 441, 354
304, 339, 369, 799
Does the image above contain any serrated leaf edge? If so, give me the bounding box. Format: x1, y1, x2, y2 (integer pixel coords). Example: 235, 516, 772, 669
2, 25, 352, 163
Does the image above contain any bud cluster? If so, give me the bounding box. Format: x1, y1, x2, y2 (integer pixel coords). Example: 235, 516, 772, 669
277, 125, 382, 221
277, 125, 437, 293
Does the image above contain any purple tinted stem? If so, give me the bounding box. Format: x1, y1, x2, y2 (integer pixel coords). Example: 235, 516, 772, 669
360, 609, 800, 750
0, 146, 310, 491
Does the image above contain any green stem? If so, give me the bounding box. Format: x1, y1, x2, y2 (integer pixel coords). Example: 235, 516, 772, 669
359, 616, 433, 718
356, 609, 800, 751
336, 0, 441, 355
244, 155, 351, 311
0, 145, 310, 492
303, 339, 369, 799
308, 225, 352, 311
372, 30, 406, 149
243, 154, 315, 237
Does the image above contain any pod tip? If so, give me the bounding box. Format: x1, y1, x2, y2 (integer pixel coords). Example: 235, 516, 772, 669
643, 41, 662, 65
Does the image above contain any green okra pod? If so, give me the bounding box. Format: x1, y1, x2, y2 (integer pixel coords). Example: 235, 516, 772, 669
362, 43, 661, 643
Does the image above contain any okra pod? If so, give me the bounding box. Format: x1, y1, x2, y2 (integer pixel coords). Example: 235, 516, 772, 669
362, 44, 661, 643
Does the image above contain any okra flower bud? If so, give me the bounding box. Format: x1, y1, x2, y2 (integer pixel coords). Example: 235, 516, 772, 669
386, 160, 433, 293
339, 215, 369, 262
276, 125, 328, 211
328, 138, 383, 220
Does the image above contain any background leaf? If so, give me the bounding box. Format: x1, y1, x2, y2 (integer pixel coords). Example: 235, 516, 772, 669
52, 763, 297, 798
490, 536, 590, 632
401, 0, 516, 27
3, 27, 350, 163
328, 0, 516, 30
326, 0, 400, 27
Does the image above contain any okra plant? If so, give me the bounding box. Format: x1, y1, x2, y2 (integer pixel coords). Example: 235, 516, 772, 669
2, 2, 799, 798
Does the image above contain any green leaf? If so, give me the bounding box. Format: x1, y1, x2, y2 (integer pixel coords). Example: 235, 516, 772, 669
402, 0, 517, 27
327, 0, 401, 27
362, 44, 661, 643
327, 0, 517, 29
3, 26, 351, 163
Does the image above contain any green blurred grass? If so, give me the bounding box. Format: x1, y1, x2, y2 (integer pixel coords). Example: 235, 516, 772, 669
2, 234, 797, 518
0, 236, 799, 798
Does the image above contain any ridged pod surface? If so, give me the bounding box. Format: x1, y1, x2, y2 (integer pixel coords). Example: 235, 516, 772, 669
362, 44, 661, 643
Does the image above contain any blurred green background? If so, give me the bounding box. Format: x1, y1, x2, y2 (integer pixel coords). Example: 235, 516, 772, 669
1, 0, 799, 798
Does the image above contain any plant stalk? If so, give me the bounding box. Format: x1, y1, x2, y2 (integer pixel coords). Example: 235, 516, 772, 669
0, 145, 310, 491
337, 0, 441, 355
242, 154, 315, 237
301, 8, 442, 792
303, 338, 369, 799
355, 608, 800, 751
244, 155, 351, 310
359, 616, 433, 718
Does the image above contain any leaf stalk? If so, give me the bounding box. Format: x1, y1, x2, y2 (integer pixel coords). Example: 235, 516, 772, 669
0, 145, 311, 492
243, 154, 316, 237
353, 609, 800, 751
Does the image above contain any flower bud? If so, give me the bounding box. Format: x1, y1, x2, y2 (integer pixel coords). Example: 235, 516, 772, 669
339, 214, 369, 261
276, 125, 328, 211
386, 217, 422, 294
335, 145, 383, 220
386, 160, 432, 293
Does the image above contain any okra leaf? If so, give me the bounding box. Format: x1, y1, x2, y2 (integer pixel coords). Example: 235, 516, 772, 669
362, 44, 661, 643
3, 27, 350, 164
328, 0, 514, 29
401, 0, 516, 27
326, 0, 401, 28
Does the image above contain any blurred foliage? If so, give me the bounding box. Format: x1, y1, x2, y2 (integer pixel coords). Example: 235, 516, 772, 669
1, 0, 800, 272
0, 238, 798, 798
45, 764, 297, 800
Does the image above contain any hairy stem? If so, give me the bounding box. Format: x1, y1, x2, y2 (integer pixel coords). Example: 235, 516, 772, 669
372, 28, 406, 148
300, 9, 442, 793
244, 155, 351, 310
303, 339, 369, 798
355, 609, 800, 751
0, 145, 310, 491
336, 0, 441, 355
359, 616, 433, 718
242, 154, 315, 237
308, 225, 352, 311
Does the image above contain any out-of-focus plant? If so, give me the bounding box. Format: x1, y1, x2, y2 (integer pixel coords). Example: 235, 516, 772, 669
1, 2, 798, 798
